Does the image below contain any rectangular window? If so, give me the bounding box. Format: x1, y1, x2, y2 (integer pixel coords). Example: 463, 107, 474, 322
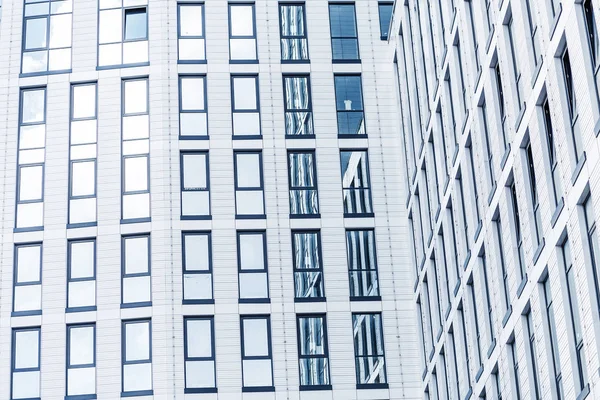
122, 320, 152, 396
543, 277, 564, 399
297, 314, 331, 388
283, 74, 314, 137
279, 3, 309, 61
467, 280, 482, 368
561, 238, 588, 393
455, 176, 470, 257
510, 183, 526, 281
524, 311, 541, 400
181, 151, 210, 218
353, 313, 387, 387
466, 144, 481, 225
340, 150, 373, 216
334, 74, 365, 136
13, 243, 42, 315
12, 327, 40, 399
66, 324, 96, 398
509, 339, 522, 400
346, 229, 380, 299
231, 75, 261, 137
524, 0, 542, 67
237, 231, 269, 302
229, 3, 257, 62
184, 317, 216, 392
69, 83, 97, 226
542, 98, 562, 207
494, 215, 511, 309
179, 75, 208, 138
329, 3, 359, 61
288, 150, 319, 216
182, 232, 213, 303
240, 315, 274, 390
584, 196, 600, 313
98, 0, 148, 67
22, 0, 72, 74
292, 230, 325, 300
494, 63, 508, 150
480, 100, 496, 189
506, 16, 523, 109
480, 252, 495, 345
378, 2, 393, 40
584, 0, 599, 68
234, 151, 265, 218
17, 87, 46, 230
562, 48, 584, 164
526, 142, 542, 247
67, 239, 96, 312
177, 3, 205, 62
122, 78, 150, 221
122, 235, 151, 307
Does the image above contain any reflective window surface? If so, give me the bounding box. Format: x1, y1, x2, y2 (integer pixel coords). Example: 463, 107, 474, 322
22, 0, 72, 74
67, 324, 96, 397
292, 231, 324, 299
283, 75, 313, 136
181, 152, 210, 217
98, 0, 149, 67
346, 230, 379, 298
179, 75, 208, 138
288, 151, 319, 215
12, 328, 41, 400
182, 232, 213, 302
353, 313, 387, 385
238, 231, 268, 301
280, 4, 309, 61
67, 239, 96, 310
232, 75, 261, 137
378, 2, 393, 40
122, 320, 152, 394
329, 4, 359, 61
122, 235, 151, 306
334, 75, 365, 135
184, 317, 216, 391
340, 150, 372, 214
178, 3, 205, 62
241, 316, 273, 389
229, 4, 257, 61
13, 243, 42, 315
234, 151, 264, 216
297, 315, 330, 387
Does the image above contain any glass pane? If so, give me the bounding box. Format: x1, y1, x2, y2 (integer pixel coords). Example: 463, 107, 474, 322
12, 371, 40, 399
186, 319, 212, 357
16, 245, 41, 283
353, 314, 385, 356
68, 281, 96, 308
179, 112, 207, 136
230, 5, 254, 36
19, 166, 43, 201
123, 363, 152, 392
239, 273, 268, 299
124, 80, 147, 114
182, 153, 207, 189
294, 271, 323, 298
124, 157, 148, 192
123, 40, 148, 64
230, 38, 257, 60
285, 111, 313, 136
340, 151, 369, 188
182, 191, 210, 216
70, 241, 94, 279
335, 75, 363, 110
236, 153, 261, 188
181, 77, 205, 110
243, 359, 273, 387
236, 191, 264, 215
337, 111, 365, 135
233, 77, 257, 110
243, 318, 269, 356
183, 273, 212, 300
178, 38, 205, 60
25, 17, 47, 49
239, 234, 264, 270
124, 8, 147, 40
123, 276, 151, 304
49, 47, 71, 71
329, 5, 357, 37
284, 77, 309, 110
67, 367, 95, 396
299, 357, 329, 386
185, 360, 215, 388
69, 326, 94, 365
125, 322, 150, 361
124, 236, 149, 274
49, 13, 71, 48
281, 38, 309, 61
184, 234, 209, 271
378, 4, 393, 39
16, 202, 44, 229
72, 85, 96, 119
69, 197, 96, 225
293, 232, 320, 269
15, 330, 39, 369
99, 9, 122, 43
298, 317, 325, 355
280, 5, 305, 36
22, 89, 45, 124
180, 5, 203, 36
71, 161, 95, 197
288, 152, 315, 188
355, 356, 387, 384
232, 112, 261, 136
349, 271, 379, 297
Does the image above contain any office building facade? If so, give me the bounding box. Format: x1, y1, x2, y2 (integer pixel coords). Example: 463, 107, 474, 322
0, 0, 421, 399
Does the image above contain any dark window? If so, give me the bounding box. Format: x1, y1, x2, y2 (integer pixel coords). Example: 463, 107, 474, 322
584, 0, 599, 66
329, 3, 359, 61
525, 311, 541, 400
346, 229, 380, 298
340, 150, 373, 215
510, 183, 525, 279
526, 142, 542, 246
334, 74, 365, 135
378, 2, 393, 40
543, 278, 564, 399
352, 313, 387, 385
124, 8, 147, 41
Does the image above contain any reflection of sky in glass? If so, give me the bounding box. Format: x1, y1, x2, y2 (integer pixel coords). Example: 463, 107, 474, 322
230, 5, 254, 36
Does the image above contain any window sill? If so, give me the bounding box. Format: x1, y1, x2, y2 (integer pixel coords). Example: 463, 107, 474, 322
344, 213, 375, 219
533, 238, 545, 265
551, 197, 565, 228
185, 388, 218, 394
66, 306, 97, 313
286, 134, 315, 139
500, 143, 511, 170
290, 213, 321, 219
299, 385, 332, 391
475, 364, 484, 382
242, 386, 275, 393
428, 347, 435, 362
350, 296, 382, 302
487, 182, 497, 206
473, 220, 483, 242
239, 298, 270, 304
463, 387, 473, 400
121, 217, 151, 224
179, 135, 209, 140
66, 394, 97, 400
462, 250, 471, 271
338, 133, 368, 139
14, 226, 43, 233
178, 60, 207, 65
236, 214, 266, 220
182, 299, 214, 305
332, 59, 361, 64
12, 310, 42, 317
230, 59, 259, 64
181, 215, 212, 221
453, 278, 461, 296
295, 297, 326, 303
20, 69, 72, 78
67, 222, 97, 229
571, 152, 587, 185
487, 338, 497, 358
281, 59, 311, 64
502, 305, 513, 327
517, 274, 528, 298
121, 302, 152, 309
121, 390, 153, 397
357, 383, 389, 390
576, 384, 590, 400
97, 62, 149, 71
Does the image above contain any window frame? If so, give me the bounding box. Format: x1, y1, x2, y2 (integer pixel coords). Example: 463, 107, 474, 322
66, 238, 97, 313
328, 2, 360, 62
352, 312, 388, 388
279, 2, 309, 62
66, 323, 96, 399
12, 242, 43, 316
340, 149, 373, 217
292, 230, 326, 301
180, 151, 211, 220
296, 314, 332, 390
121, 319, 153, 397
11, 327, 41, 400
178, 74, 208, 140
237, 230, 270, 303
177, 2, 206, 63
121, 234, 152, 308
182, 231, 214, 304
346, 229, 380, 300
287, 150, 320, 217
233, 150, 265, 219
183, 316, 217, 393
282, 74, 314, 138
240, 315, 275, 392
231, 74, 262, 139
228, 2, 258, 63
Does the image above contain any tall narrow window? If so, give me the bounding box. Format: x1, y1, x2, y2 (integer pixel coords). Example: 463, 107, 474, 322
329, 3, 359, 61
340, 150, 373, 216
378, 2, 393, 40
455, 176, 470, 259
179, 75, 208, 138
346, 229, 380, 299
494, 215, 511, 311
494, 63, 508, 150
510, 183, 526, 282
122, 235, 151, 307
467, 280, 483, 369
234, 151, 265, 218
292, 230, 325, 300
122, 78, 150, 221
22, 0, 72, 74
13, 243, 42, 316
353, 313, 387, 387
284, 75, 314, 137
182, 232, 213, 303
177, 3, 205, 62
480, 100, 496, 189
562, 48, 584, 164
334, 74, 365, 136
542, 98, 562, 207
17, 87, 46, 230
506, 16, 523, 109
181, 151, 210, 218
509, 339, 522, 400
98, 0, 148, 67
561, 238, 589, 393
480, 252, 495, 347
543, 277, 563, 399
69, 83, 97, 226
524, 311, 541, 400
583, 197, 600, 316
66, 324, 96, 398
466, 144, 481, 227
229, 3, 257, 62
67, 239, 96, 312
584, 0, 599, 68
524, 0, 542, 67
297, 314, 331, 388
237, 231, 269, 302
240, 315, 274, 391
279, 3, 309, 61
231, 75, 261, 137
184, 317, 216, 392
526, 142, 543, 247
12, 327, 40, 400
122, 320, 152, 396
288, 151, 319, 216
